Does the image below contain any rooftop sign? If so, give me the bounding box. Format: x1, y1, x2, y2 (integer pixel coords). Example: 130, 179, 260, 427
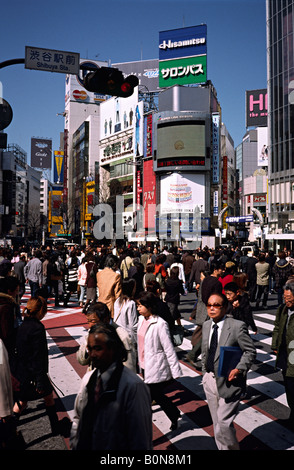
159, 25, 207, 88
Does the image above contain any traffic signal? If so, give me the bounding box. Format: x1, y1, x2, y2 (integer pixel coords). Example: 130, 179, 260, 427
83, 67, 139, 98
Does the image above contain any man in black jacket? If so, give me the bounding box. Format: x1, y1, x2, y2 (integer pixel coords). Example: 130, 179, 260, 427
189, 251, 208, 293
245, 249, 259, 302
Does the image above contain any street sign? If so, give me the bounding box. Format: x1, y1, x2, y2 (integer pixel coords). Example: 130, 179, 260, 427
25, 46, 80, 75
0, 98, 13, 131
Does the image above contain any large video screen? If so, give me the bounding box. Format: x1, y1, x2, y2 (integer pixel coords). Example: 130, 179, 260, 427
157, 121, 205, 159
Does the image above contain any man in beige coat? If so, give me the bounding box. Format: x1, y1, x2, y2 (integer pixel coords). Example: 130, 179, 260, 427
96, 255, 122, 318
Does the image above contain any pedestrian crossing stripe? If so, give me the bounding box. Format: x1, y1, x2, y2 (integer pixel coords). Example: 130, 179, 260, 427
42, 312, 294, 451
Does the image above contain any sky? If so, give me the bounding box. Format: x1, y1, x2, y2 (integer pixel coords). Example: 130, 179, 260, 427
0, 0, 267, 169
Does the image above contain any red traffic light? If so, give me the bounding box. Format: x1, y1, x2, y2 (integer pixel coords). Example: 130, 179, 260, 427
83, 67, 138, 98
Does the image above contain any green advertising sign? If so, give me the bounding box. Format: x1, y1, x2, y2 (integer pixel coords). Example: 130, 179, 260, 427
159, 55, 207, 88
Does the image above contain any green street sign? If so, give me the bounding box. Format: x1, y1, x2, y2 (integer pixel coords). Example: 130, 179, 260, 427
159, 55, 207, 88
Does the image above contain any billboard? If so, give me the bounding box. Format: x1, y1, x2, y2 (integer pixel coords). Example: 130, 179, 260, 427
159, 25, 207, 88
113, 59, 159, 93
99, 89, 143, 164
31, 138, 52, 169
159, 25, 207, 61
257, 127, 268, 166
159, 55, 207, 88
160, 172, 205, 214
246, 89, 268, 127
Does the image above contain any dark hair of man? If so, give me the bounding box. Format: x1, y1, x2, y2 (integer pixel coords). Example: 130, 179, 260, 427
87, 302, 111, 322
284, 282, 294, 295
207, 292, 229, 309
209, 260, 224, 274
35, 250, 42, 259
88, 323, 128, 363
223, 282, 239, 294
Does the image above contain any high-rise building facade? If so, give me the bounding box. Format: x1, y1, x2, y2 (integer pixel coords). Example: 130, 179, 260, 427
267, 0, 294, 235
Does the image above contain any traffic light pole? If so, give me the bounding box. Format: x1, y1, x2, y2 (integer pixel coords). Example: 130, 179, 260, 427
0, 59, 25, 69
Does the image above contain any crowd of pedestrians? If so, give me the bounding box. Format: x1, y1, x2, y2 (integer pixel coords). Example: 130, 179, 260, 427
0, 241, 294, 450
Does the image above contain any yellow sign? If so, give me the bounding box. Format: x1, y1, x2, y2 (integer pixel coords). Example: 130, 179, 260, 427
54, 151, 64, 183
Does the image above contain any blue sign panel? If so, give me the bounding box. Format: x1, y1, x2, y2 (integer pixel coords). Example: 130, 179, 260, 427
226, 216, 254, 223
159, 25, 207, 61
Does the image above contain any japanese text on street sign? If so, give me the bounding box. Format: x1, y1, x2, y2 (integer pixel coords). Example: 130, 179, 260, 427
25, 46, 80, 75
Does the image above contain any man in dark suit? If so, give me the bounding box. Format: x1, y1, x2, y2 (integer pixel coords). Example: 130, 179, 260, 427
201, 293, 256, 450
245, 249, 259, 302
12, 254, 26, 300
189, 251, 208, 293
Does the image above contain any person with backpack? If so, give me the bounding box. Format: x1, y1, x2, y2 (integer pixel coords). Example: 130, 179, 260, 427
153, 254, 167, 294
120, 249, 134, 279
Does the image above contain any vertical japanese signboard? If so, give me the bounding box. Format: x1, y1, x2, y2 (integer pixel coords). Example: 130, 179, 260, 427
222, 156, 228, 202
212, 113, 220, 184
143, 159, 156, 230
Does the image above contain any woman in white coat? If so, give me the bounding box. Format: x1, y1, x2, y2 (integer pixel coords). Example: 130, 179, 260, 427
113, 278, 138, 347
136, 291, 182, 431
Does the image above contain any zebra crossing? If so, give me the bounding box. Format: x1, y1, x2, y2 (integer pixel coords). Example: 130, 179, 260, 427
15, 282, 293, 451
29, 289, 294, 452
